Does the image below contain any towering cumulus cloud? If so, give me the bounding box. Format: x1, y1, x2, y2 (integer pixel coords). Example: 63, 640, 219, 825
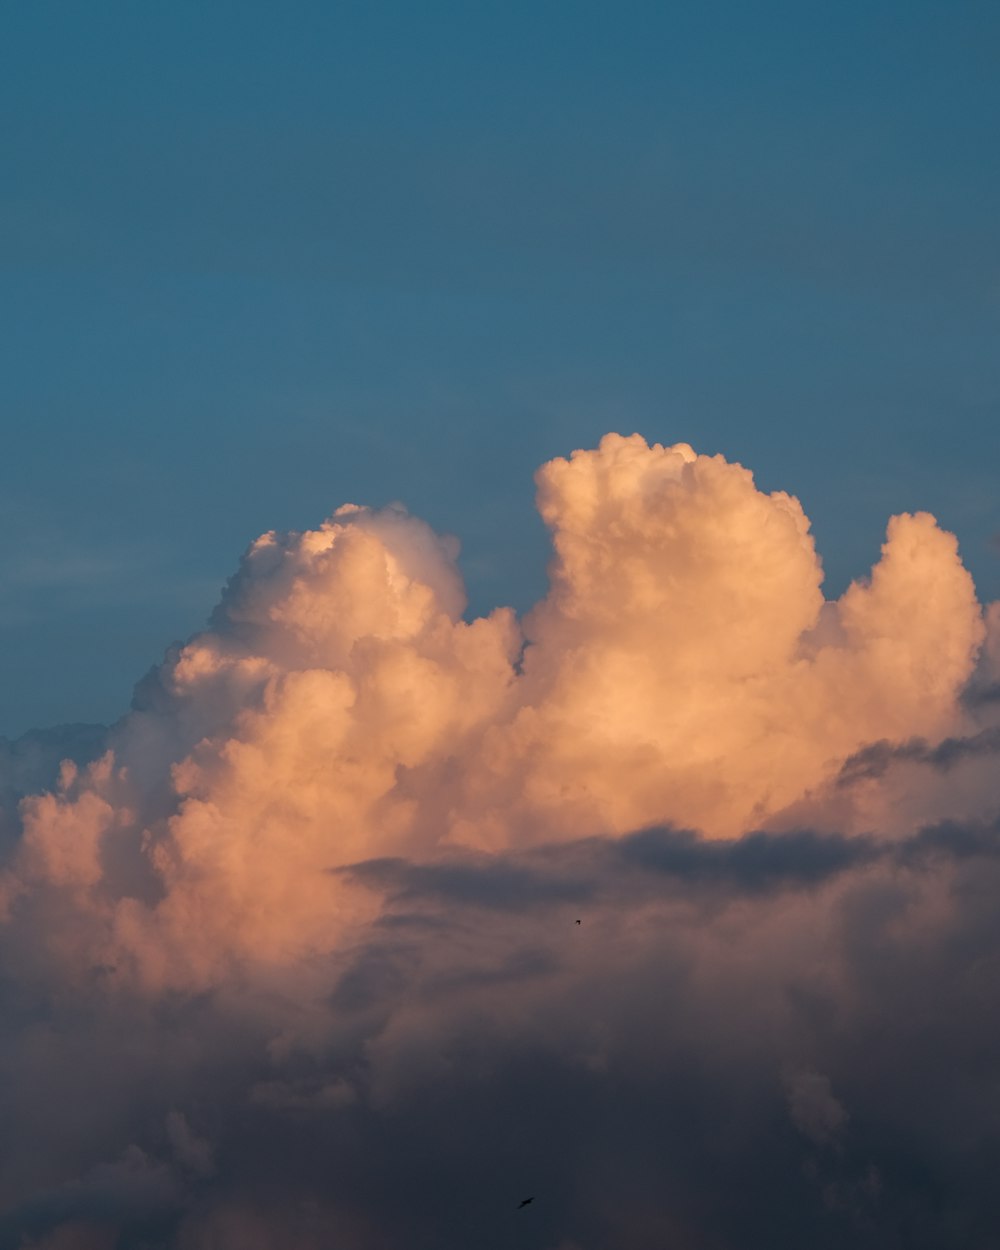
1, 435, 999, 1249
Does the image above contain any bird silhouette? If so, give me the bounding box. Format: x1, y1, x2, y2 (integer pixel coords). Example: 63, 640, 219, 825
517, 1197, 534, 1209
575, 919, 581, 925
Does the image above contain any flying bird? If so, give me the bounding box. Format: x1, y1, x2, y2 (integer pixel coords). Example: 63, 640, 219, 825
517, 1197, 534, 1209
575, 919, 581, 925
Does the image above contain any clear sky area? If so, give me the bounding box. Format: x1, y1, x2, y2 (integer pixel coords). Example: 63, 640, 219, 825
2, 0, 999, 734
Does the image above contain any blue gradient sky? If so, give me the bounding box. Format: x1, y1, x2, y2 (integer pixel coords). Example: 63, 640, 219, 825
2, 0, 999, 735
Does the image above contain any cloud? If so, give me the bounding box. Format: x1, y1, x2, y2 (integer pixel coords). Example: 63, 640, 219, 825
0, 433, 998, 1247
1, 1146, 181, 1250
784, 1070, 849, 1147
0, 724, 107, 850
164, 1113, 214, 1180
7, 822, 1000, 1247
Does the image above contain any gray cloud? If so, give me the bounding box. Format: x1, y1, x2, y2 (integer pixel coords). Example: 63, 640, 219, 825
838, 726, 1000, 785
4, 818, 1000, 1247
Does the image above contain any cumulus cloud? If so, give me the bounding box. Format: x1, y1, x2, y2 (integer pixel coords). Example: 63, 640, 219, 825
0, 724, 106, 850
1, 433, 999, 1248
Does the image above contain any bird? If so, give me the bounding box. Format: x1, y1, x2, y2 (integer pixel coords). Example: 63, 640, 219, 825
575, 919, 581, 925
517, 1197, 534, 1209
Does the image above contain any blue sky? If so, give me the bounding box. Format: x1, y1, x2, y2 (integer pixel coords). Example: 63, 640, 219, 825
2, 0, 999, 735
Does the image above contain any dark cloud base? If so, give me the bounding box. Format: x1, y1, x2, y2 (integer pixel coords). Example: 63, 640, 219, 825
5, 822, 1000, 1249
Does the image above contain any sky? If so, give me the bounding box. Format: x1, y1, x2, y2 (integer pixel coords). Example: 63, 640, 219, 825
3, 5, 1000, 1249
2, 0, 1000, 735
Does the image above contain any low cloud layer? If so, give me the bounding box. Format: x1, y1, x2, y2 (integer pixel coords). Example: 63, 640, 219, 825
2, 434, 1000, 1248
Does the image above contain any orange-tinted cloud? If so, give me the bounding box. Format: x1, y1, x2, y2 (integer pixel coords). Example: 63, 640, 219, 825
1, 434, 1000, 1249
1, 433, 992, 991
